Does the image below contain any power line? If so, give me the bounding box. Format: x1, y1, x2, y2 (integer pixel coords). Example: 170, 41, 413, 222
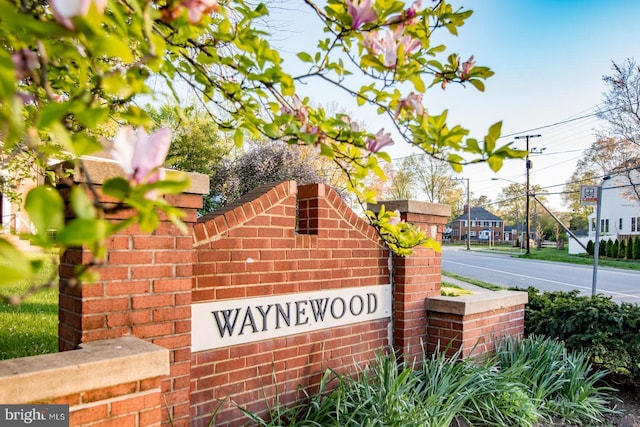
499, 108, 614, 140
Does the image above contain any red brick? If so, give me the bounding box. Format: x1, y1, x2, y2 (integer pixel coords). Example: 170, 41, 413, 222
139, 407, 163, 426
155, 250, 194, 264
106, 311, 152, 327
111, 391, 162, 416
109, 250, 154, 265
153, 306, 190, 322
132, 294, 174, 310
133, 322, 174, 338
70, 403, 109, 425
154, 278, 191, 293
133, 236, 176, 249
106, 281, 151, 296
152, 334, 190, 349
132, 265, 174, 279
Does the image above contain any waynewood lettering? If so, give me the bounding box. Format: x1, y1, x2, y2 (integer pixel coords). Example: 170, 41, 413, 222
192, 285, 392, 352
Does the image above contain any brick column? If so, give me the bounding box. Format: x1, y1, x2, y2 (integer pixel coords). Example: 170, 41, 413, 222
370, 200, 450, 363
58, 159, 208, 426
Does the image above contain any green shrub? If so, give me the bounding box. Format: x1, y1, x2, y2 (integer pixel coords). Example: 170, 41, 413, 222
240, 337, 619, 427
612, 239, 619, 258
634, 236, 640, 260
619, 239, 626, 259
627, 236, 634, 259
586, 239, 594, 256
605, 238, 614, 257
521, 287, 640, 381
599, 239, 606, 257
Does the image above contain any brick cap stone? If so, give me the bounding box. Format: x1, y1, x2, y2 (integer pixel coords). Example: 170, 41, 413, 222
368, 200, 451, 218
55, 157, 210, 195
426, 290, 528, 316
0, 337, 169, 404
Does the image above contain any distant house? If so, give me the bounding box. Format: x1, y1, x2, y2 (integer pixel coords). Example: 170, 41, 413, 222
587, 169, 640, 243
504, 222, 527, 243
450, 206, 505, 243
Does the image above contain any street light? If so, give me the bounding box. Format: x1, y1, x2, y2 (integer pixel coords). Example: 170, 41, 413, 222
453, 177, 470, 250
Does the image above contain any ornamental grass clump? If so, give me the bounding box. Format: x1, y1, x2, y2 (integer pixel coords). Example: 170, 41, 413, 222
237, 336, 619, 426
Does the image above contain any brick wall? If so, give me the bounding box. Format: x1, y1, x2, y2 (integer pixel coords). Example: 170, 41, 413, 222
190, 182, 391, 426
53, 160, 525, 426
58, 161, 209, 426
425, 291, 528, 358
369, 201, 451, 362
0, 337, 168, 427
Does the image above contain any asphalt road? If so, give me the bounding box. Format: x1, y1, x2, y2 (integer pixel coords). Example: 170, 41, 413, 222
441, 246, 640, 304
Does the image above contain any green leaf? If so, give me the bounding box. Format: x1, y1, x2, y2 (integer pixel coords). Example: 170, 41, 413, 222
141, 177, 191, 195
234, 128, 244, 147
487, 155, 504, 172
468, 79, 485, 92
39, 101, 71, 129
92, 35, 134, 62
24, 186, 64, 245
102, 177, 132, 200
465, 138, 481, 153
71, 133, 103, 157
484, 121, 502, 152
297, 52, 314, 63
73, 107, 110, 129
319, 143, 335, 159
56, 218, 109, 247
0, 238, 33, 286
408, 74, 426, 93
70, 186, 96, 220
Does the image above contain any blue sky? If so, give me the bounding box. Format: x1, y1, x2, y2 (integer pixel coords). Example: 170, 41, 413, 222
275, 1, 640, 209
408, 0, 640, 208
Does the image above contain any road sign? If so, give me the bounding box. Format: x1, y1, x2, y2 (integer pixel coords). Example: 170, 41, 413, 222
580, 185, 598, 205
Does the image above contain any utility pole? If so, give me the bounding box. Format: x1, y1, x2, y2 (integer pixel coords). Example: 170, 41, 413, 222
592, 176, 611, 296
453, 177, 470, 250
514, 134, 541, 254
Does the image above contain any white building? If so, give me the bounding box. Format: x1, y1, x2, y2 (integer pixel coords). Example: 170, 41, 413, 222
569, 170, 640, 254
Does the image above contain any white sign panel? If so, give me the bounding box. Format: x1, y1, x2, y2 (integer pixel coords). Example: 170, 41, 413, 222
192, 285, 392, 352
580, 185, 598, 205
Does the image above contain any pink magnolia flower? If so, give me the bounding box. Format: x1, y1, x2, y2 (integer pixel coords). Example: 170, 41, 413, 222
366, 129, 394, 152
109, 126, 172, 189
385, 0, 422, 26
363, 31, 380, 54
366, 26, 420, 68
49, 0, 106, 29
406, 0, 422, 25
345, 0, 377, 29
459, 55, 475, 79
182, 0, 219, 24
394, 92, 424, 119
388, 209, 402, 225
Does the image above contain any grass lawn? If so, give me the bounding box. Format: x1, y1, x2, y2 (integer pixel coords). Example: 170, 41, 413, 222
519, 247, 640, 270
0, 253, 59, 360
440, 282, 472, 296
441, 271, 505, 291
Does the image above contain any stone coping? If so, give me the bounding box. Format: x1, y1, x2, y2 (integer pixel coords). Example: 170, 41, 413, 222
54, 157, 210, 195
368, 200, 451, 218
0, 337, 169, 404
425, 290, 528, 316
